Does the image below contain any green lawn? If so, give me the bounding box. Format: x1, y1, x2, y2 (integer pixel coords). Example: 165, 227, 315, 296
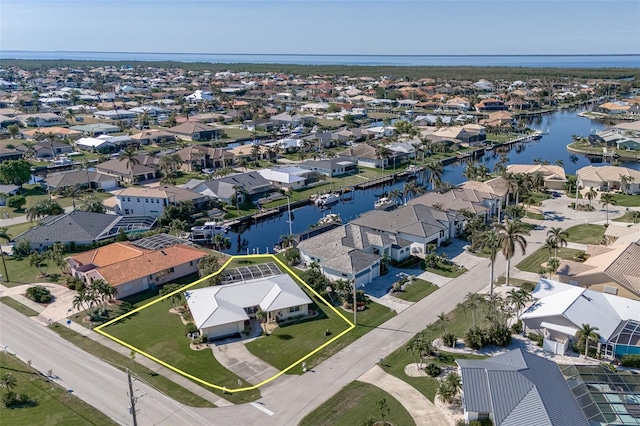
424, 260, 466, 278
610, 193, 640, 207
48, 324, 215, 408
0, 352, 117, 426
395, 279, 439, 302
564, 224, 606, 244
219, 127, 264, 141
516, 247, 583, 273
494, 277, 537, 290
1, 255, 66, 287
299, 381, 415, 426
525, 211, 545, 220
0, 297, 40, 316
98, 284, 260, 403
613, 213, 640, 223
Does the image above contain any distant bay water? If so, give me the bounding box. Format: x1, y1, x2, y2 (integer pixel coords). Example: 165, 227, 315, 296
1, 51, 639, 68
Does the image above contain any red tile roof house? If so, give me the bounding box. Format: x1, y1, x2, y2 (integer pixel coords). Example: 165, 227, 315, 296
67, 238, 207, 299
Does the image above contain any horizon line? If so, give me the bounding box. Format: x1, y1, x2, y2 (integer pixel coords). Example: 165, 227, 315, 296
1, 50, 638, 58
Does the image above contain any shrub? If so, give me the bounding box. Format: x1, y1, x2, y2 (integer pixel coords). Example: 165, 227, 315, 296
65, 276, 84, 291
25, 285, 52, 303
520, 281, 536, 292
442, 333, 457, 348
13, 238, 31, 257
6, 195, 26, 210
528, 332, 544, 346
621, 354, 640, 368
511, 319, 523, 334
185, 322, 198, 336
488, 324, 512, 347
465, 326, 487, 350
425, 363, 442, 378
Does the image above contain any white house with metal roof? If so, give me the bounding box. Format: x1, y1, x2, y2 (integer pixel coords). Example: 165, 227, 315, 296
184, 274, 312, 340
521, 279, 640, 358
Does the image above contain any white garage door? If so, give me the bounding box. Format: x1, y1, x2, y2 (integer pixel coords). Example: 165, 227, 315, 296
206, 322, 241, 339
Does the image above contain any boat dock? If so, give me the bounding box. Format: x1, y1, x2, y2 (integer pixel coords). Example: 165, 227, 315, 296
355, 175, 395, 189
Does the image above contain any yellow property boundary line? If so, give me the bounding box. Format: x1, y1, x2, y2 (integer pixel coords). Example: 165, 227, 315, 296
95, 254, 355, 393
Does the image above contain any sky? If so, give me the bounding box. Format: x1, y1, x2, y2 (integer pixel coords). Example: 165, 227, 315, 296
1, 0, 639, 55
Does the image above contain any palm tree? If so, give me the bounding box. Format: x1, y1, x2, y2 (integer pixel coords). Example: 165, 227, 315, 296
26, 199, 64, 221
0, 227, 10, 282
585, 187, 598, 209
599, 192, 617, 225
471, 228, 501, 297
0, 372, 18, 393
212, 233, 231, 251
377, 145, 392, 172
232, 185, 246, 212
619, 175, 635, 195
425, 162, 443, 191
547, 227, 568, 258
309, 260, 321, 274
388, 188, 403, 205
250, 143, 262, 164
280, 234, 296, 249
402, 181, 424, 204
578, 323, 600, 359
437, 311, 449, 334
118, 147, 140, 184
542, 236, 557, 260
496, 219, 529, 287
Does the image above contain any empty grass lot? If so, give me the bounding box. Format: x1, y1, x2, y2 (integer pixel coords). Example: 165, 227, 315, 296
515, 247, 583, 274
424, 260, 466, 278
299, 381, 415, 426
0, 352, 117, 426
610, 194, 640, 207
564, 224, 606, 244
394, 279, 439, 302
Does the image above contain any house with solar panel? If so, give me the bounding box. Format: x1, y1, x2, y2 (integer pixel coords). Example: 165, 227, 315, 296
184, 263, 311, 340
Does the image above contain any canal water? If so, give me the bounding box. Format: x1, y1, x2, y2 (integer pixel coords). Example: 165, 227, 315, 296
222, 108, 639, 255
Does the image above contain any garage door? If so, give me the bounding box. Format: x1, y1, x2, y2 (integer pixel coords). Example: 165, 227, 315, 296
206, 322, 241, 339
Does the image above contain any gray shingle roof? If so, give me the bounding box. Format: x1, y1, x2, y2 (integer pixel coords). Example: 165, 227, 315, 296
44, 170, 114, 189
352, 204, 448, 238
457, 349, 588, 426
14, 211, 121, 245
604, 242, 640, 295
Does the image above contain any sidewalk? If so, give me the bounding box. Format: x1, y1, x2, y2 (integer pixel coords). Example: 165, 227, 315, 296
358, 365, 450, 426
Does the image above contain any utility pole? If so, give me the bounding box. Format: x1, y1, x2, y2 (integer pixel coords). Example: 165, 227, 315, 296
352, 279, 357, 325
127, 368, 138, 426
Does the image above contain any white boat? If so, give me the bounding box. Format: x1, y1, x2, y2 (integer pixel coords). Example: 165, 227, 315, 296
315, 193, 340, 206
374, 197, 396, 210
190, 221, 229, 233
318, 213, 341, 225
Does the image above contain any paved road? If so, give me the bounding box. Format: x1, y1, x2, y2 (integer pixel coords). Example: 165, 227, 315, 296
0, 304, 211, 426
0, 193, 626, 425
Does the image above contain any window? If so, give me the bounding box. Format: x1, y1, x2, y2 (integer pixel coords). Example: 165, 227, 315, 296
137, 198, 140, 202
289, 306, 300, 313
127, 197, 131, 202
145, 199, 148, 203
169, 267, 175, 273
123, 284, 132, 291
478, 413, 490, 421
604, 285, 618, 295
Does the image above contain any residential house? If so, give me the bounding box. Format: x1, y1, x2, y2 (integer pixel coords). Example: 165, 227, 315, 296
506, 164, 568, 190
457, 349, 588, 425
521, 279, 640, 358
75, 135, 134, 153
595, 101, 631, 115
0, 114, 20, 128
168, 122, 223, 141
13, 211, 156, 251
257, 166, 319, 191
386, 142, 417, 164
185, 273, 311, 340
443, 96, 471, 111
298, 158, 356, 177
474, 98, 508, 112
184, 171, 273, 204
130, 129, 176, 146
0, 149, 24, 163
270, 112, 316, 128
69, 123, 121, 136
0, 184, 20, 205
174, 145, 230, 171
480, 111, 514, 128
67, 235, 207, 298
43, 170, 119, 192
94, 109, 137, 121
22, 127, 83, 141
112, 185, 209, 217
18, 113, 66, 127
338, 143, 388, 169
18, 140, 74, 159
576, 165, 640, 194
94, 155, 160, 183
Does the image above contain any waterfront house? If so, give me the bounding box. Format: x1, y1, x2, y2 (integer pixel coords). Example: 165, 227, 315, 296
576, 165, 640, 194
17, 140, 73, 159
130, 129, 176, 146
474, 98, 508, 112
174, 145, 230, 171
94, 155, 160, 183
69, 123, 121, 136
185, 273, 311, 340
257, 166, 318, 191
67, 235, 206, 299
184, 171, 273, 204
168, 122, 223, 141
17, 113, 66, 128
298, 158, 356, 177
44, 170, 119, 192
506, 164, 567, 190
112, 185, 209, 217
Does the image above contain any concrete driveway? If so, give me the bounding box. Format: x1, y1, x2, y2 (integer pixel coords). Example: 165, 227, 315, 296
212, 340, 282, 387
1, 282, 77, 325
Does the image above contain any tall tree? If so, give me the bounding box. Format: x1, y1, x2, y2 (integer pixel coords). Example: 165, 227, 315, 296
619, 175, 635, 195
585, 187, 597, 209
578, 323, 600, 359
546, 227, 568, 259
26, 199, 64, 221
425, 162, 443, 191
0, 160, 31, 188
471, 228, 501, 296
599, 192, 617, 225
496, 219, 530, 287
376, 145, 392, 172
118, 147, 140, 183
